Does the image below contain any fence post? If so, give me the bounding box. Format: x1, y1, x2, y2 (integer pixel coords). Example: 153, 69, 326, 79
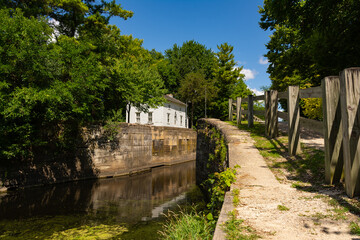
248, 95, 254, 128
270, 90, 278, 138
322, 76, 343, 184
340, 68, 360, 198
236, 97, 242, 125
265, 91, 278, 138
288, 86, 301, 155
228, 98, 233, 121
265, 91, 270, 136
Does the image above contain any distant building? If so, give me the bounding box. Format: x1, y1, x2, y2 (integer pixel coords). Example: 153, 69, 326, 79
126, 94, 188, 128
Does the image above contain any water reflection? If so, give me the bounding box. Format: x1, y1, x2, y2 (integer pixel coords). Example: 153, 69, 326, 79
0, 160, 195, 225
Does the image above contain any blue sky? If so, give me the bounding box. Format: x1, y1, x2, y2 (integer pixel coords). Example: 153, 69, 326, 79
110, 0, 272, 95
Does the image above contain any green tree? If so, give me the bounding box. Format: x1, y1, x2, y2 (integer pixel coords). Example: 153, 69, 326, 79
0, 7, 165, 162
1, 0, 133, 37
260, 0, 360, 89
178, 72, 217, 127
210, 43, 250, 119
163, 40, 217, 96
259, 0, 360, 117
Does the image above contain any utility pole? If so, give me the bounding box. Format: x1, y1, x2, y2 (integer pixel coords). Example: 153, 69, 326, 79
205, 86, 207, 118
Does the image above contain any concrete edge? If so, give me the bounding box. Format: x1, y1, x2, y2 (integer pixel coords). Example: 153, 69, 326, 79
198, 118, 239, 240
213, 190, 233, 240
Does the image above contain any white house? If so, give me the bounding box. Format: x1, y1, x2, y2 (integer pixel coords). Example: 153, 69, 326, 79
126, 94, 188, 128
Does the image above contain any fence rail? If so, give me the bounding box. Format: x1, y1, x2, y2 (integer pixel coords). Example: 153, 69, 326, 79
228, 67, 360, 198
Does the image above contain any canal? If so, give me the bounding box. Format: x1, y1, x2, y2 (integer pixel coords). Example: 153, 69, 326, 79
0, 160, 197, 239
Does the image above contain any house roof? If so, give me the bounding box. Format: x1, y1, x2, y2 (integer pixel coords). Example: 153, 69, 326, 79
164, 94, 186, 106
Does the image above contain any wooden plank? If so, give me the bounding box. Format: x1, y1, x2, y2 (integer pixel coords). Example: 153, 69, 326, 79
299, 86, 322, 98
288, 86, 301, 155
241, 98, 249, 103
322, 76, 343, 185
254, 110, 265, 116
248, 95, 254, 128
254, 95, 265, 101
340, 68, 360, 198
236, 97, 242, 125
278, 111, 288, 121
228, 99, 233, 121
278, 91, 288, 99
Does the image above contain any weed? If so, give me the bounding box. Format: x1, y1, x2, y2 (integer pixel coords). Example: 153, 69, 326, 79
313, 194, 326, 199
277, 205, 290, 211
328, 198, 339, 207
232, 188, 240, 207
311, 212, 328, 220
203, 168, 237, 216
223, 210, 259, 240
350, 221, 360, 235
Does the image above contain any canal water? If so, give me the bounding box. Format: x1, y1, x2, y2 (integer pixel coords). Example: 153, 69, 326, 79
0, 160, 197, 239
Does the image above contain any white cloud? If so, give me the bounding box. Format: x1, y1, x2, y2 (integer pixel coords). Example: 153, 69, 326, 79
241, 68, 257, 81
259, 56, 269, 65
250, 88, 264, 96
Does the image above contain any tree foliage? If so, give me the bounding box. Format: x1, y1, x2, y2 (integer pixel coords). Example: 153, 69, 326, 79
0, 5, 164, 162
260, 0, 360, 87
259, 0, 360, 116
210, 43, 250, 119
160, 41, 251, 124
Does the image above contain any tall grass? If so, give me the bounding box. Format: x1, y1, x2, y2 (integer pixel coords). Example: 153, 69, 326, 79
159, 209, 213, 240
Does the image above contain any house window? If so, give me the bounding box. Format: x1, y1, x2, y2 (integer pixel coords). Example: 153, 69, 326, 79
136, 112, 140, 123
148, 112, 153, 123
174, 112, 177, 125
167, 113, 170, 124
180, 115, 183, 125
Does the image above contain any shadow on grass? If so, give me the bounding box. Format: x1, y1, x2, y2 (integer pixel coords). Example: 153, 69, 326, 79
234, 120, 360, 219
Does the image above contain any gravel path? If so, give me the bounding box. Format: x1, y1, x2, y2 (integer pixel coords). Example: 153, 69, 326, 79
222, 121, 357, 240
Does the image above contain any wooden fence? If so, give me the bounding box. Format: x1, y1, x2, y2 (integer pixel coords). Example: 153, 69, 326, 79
228, 67, 360, 198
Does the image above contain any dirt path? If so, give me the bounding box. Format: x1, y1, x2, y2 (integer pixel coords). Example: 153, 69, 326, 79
229, 123, 358, 240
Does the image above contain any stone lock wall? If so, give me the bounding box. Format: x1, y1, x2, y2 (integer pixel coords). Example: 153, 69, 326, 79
1, 123, 196, 190
80, 123, 196, 177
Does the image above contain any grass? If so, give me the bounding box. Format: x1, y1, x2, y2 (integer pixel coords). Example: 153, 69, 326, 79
350, 221, 360, 235
277, 205, 290, 211
223, 210, 259, 240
